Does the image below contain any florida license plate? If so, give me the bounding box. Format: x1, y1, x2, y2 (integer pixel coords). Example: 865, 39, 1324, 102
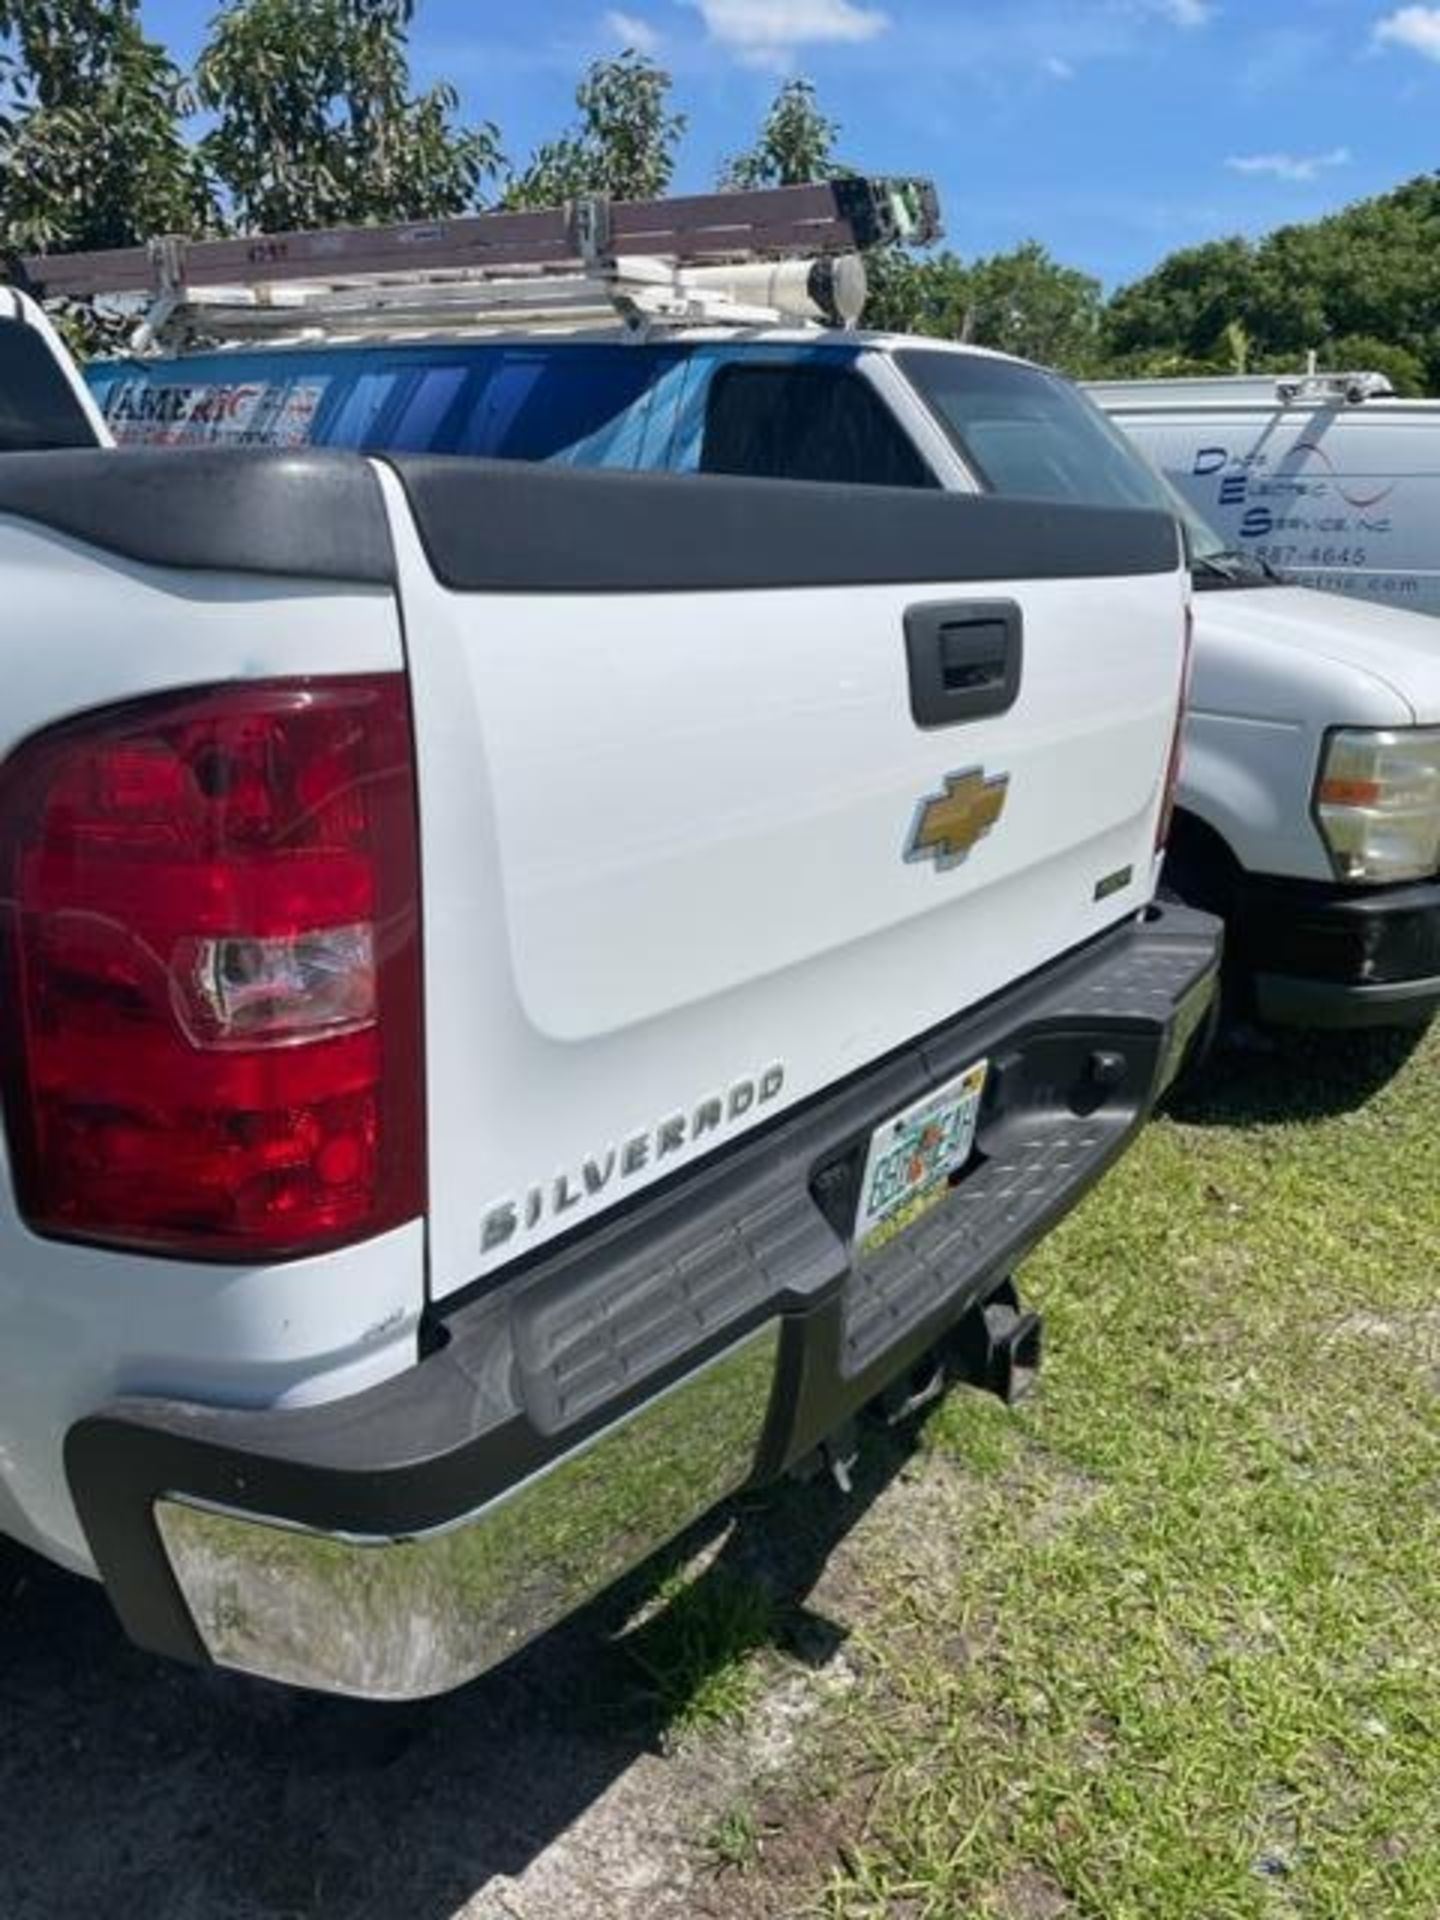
853, 1060, 988, 1260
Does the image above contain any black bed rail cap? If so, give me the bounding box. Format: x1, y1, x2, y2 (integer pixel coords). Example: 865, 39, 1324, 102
0, 446, 395, 583
385, 454, 1180, 595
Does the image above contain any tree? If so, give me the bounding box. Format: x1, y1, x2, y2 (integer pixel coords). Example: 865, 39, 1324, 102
506, 51, 684, 208
718, 74, 957, 339
1103, 235, 1260, 369
1312, 335, 1426, 396
0, 0, 212, 256
720, 78, 840, 189
862, 243, 1103, 372
1102, 178, 1440, 390
1222, 319, 1251, 376
195, 0, 501, 232
961, 242, 1105, 373
861, 247, 968, 337
1254, 179, 1440, 383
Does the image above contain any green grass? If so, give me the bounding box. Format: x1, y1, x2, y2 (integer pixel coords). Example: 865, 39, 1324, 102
621, 1561, 779, 1739
705, 1802, 765, 1874
820, 1024, 1440, 1920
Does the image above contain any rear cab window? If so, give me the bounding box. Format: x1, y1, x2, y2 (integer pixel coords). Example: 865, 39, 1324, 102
0, 317, 99, 452
898, 348, 1171, 511
86, 341, 936, 487
697, 362, 936, 487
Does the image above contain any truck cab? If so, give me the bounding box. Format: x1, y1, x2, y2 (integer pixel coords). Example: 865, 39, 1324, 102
99, 325, 1436, 1035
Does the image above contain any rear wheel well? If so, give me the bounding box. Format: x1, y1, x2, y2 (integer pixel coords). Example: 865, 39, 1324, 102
1163, 810, 1257, 1032
1162, 809, 1244, 920
1159, 811, 1248, 1082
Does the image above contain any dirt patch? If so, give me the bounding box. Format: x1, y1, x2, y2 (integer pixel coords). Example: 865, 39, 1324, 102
0, 1413, 1104, 1920
690, 1758, 884, 1920
458, 1656, 859, 1920
1010, 1468, 1103, 1546
0, 1433, 905, 1920
1330, 1308, 1440, 1349
809, 1461, 972, 1609
1329, 1309, 1440, 1399
990, 1867, 1074, 1918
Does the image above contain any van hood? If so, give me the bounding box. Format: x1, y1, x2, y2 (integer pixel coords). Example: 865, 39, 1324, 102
1194, 584, 1440, 725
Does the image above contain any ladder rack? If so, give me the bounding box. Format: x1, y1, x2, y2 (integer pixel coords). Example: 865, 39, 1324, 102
11, 177, 941, 351
1273, 370, 1395, 406
1085, 368, 1398, 412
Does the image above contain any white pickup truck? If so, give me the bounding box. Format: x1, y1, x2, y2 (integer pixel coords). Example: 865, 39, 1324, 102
1090, 376, 1440, 1031
2, 189, 1218, 1700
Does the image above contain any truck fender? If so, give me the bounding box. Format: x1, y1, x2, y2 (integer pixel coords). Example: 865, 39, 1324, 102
1178, 710, 1331, 883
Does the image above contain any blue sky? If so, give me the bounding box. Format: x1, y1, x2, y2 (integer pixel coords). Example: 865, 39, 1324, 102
138, 0, 1440, 287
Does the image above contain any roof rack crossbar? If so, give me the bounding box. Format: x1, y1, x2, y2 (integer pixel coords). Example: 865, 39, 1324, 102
1273, 369, 1394, 406
126, 258, 867, 346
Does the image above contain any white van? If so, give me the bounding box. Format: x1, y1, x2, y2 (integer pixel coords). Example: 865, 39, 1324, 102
1089, 375, 1440, 1030
1164, 499, 1440, 1030
1087, 370, 1440, 619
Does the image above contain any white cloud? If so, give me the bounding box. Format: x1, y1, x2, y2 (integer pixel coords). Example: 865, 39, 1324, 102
687, 0, 890, 67
605, 9, 663, 51
1132, 0, 1213, 25
1044, 53, 1075, 77
1225, 145, 1351, 182
1374, 5, 1440, 59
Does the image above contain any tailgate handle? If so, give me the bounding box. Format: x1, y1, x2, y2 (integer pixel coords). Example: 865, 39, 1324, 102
905, 600, 1023, 729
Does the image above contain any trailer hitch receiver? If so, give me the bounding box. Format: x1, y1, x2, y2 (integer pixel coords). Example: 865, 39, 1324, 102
952, 1277, 1043, 1406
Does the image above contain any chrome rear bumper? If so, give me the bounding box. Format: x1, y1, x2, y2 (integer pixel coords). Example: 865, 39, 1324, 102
154, 1324, 780, 1701
67, 902, 1221, 1699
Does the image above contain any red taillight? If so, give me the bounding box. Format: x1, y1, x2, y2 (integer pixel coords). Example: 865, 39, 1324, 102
1155, 604, 1195, 853
0, 676, 424, 1260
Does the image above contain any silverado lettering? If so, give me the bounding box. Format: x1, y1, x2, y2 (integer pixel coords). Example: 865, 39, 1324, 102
480, 1065, 788, 1253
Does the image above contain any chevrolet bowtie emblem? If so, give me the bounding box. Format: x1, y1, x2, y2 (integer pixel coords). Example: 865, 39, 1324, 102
904, 768, 1010, 871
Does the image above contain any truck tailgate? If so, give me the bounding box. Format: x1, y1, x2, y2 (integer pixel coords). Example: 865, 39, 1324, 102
377, 459, 1186, 1297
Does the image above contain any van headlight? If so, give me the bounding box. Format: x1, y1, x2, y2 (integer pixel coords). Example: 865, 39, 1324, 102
1314, 728, 1440, 883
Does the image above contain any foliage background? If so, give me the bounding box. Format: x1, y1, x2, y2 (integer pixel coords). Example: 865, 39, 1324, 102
1, 1, 1434, 390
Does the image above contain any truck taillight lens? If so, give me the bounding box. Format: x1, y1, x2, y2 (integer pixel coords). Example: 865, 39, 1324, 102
1156, 604, 1194, 853
0, 677, 424, 1260
1314, 727, 1440, 884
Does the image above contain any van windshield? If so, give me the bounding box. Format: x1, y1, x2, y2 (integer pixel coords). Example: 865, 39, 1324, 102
1155, 471, 1279, 588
